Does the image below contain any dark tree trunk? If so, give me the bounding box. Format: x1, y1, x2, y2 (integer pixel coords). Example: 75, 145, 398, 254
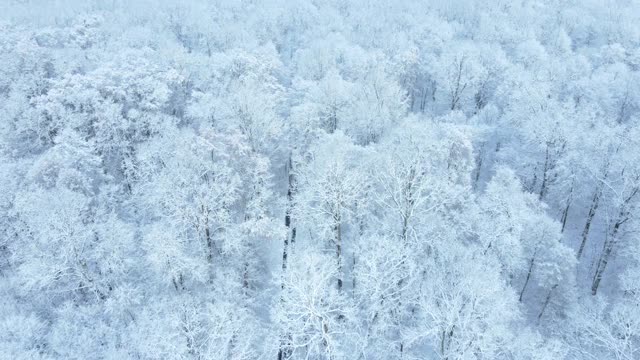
591, 203, 634, 295
579, 163, 611, 258
202, 205, 213, 263
334, 213, 343, 291
473, 142, 485, 189
519, 252, 537, 302
279, 155, 297, 359
560, 181, 574, 233
282, 155, 297, 275
450, 56, 467, 111
591, 184, 638, 295
577, 186, 601, 258
591, 235, 615, 296
537, 284, 558, 321
539, 144, 550, 200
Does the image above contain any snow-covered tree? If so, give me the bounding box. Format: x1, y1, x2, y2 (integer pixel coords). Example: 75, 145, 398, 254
1, 1, 639, 358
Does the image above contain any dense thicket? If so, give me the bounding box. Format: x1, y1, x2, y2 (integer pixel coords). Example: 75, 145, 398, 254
1, 1, 639, 359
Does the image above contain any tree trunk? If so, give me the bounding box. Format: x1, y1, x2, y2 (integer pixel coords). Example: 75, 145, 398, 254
352, 255, 357, 290
591, 208, 631, 295
591, 236, 614, 296
202, 205, 213, 263
519, 252, 537, 302
277, 338, 292, 360
282, 155, 297, 275
577, 186, 601, 258
334, 212, 343, 291
279, 155, 297, 359
560, 180, 574, 233
243, 262, 250, 290
591, 184, 637, 295
473, 142, 485, 189
328, 105, 338, 134
450, 56, 467, 111
539, 144, 550, 200
537, 284, 558, 321
578, 162, 611, 258
321, 320, 333, 360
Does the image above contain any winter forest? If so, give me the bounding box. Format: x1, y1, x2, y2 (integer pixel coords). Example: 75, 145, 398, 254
1, 0, 640, 359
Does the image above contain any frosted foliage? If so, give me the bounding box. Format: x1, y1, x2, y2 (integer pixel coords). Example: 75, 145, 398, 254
0, 0, 639, 359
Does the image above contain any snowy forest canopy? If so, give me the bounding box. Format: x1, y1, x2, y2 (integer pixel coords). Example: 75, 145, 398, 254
1, 0, 640, 359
